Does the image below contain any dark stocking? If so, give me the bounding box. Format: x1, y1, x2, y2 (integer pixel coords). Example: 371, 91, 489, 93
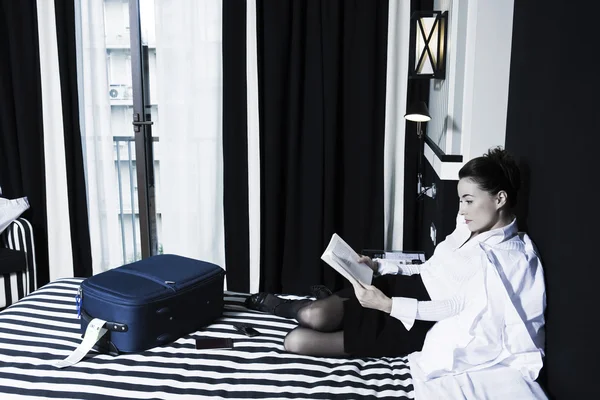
273, 299, 313, 319
283, 328, 348, 357
283, 295, 350, 356
273, 285, 335, 319
295, 294, 347, 331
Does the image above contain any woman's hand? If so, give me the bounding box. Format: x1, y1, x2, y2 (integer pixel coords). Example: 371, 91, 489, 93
352, 282, 393, 314
357, 255, 377, 272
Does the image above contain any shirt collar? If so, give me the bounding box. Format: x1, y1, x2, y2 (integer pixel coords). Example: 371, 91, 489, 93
454, 216, 518, 249
472, 217, 518, 246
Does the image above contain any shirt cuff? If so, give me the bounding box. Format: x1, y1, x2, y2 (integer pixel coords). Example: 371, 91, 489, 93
390, 297, 418, 331
375, 259, 400, 276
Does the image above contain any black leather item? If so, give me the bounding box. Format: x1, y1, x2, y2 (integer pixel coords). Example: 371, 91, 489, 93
309, 285, 333, 299
244, 293, 284, 313
245, 292, 313, 319
0, 248, 26, 275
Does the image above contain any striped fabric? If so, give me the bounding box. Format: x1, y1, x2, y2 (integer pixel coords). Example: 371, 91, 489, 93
0, 218, 37, 309
0, 279, 414, 399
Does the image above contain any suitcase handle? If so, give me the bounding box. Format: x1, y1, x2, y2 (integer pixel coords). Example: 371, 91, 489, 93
80, 308, 129, 333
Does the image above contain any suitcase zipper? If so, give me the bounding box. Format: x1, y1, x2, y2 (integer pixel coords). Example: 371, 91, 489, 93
113, 268, 179, 292
81, 269, 225, 307
76, 286, 82, 318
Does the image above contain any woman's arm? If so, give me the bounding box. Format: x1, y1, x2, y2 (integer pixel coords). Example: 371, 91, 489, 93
415, 297, 465, 321
351, 283, 465, 331
389, 296, 465, 330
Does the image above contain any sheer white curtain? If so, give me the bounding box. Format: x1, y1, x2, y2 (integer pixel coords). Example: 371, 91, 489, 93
154, 0, 225, 269
76, 0, 123, 274
383, 1, 411, 251
246, 0, 261, 292
36, 0, 74, 280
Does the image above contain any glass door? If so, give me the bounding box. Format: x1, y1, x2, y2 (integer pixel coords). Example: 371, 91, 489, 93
77, 0, 156, 272
78, 0, 225, 273
137, 0, 226, 267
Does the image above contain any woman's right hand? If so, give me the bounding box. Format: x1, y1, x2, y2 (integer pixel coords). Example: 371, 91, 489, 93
358, 255, 377, 272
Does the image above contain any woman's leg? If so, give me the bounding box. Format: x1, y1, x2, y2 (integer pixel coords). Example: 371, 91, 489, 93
282, 292, 353, 356
295, 294, 347, 332
283, 328, 347, 357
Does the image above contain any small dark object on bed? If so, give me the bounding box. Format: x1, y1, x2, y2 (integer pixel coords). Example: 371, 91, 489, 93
195, 337, 233, 350
232, 323, 261, 337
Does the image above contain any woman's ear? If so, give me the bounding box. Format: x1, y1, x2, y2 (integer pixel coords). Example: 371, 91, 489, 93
496, 190, 508, 209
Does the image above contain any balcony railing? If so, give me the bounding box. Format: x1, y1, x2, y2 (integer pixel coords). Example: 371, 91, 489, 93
113, 136, 159, 264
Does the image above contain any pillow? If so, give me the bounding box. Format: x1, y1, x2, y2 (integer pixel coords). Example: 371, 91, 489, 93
0, 196, 30, 234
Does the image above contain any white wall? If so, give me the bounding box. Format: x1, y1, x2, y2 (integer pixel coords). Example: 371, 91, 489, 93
425, 0, 515, 179
426, 0, 454, 154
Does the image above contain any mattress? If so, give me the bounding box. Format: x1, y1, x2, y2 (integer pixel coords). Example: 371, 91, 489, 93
0, 278, 414, 399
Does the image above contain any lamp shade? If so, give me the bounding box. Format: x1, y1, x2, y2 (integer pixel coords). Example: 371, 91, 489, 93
404, 101, 431, 122
408, 11, 448, 79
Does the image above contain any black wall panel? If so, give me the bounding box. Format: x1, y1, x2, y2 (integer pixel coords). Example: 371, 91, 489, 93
505, 1, 600, 398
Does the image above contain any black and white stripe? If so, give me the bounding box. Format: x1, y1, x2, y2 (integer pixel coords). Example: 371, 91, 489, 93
0, 218, 37, 309
0, 279, 414, 399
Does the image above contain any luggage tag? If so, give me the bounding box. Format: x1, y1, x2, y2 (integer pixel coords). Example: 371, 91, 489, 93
54, 318, 108, 368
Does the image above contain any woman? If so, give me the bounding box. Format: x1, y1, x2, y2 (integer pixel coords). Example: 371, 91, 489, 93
246, 147, 546, 379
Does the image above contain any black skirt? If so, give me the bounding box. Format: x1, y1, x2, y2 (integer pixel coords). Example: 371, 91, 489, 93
339, 274, 435, 357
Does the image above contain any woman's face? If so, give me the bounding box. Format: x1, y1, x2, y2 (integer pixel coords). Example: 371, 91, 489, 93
457, 178, 503, 234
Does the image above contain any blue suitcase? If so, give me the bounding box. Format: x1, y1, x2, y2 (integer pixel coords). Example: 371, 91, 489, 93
78, 254, 225, 354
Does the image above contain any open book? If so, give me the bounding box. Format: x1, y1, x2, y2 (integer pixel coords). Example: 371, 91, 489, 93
321, 233, 373, 286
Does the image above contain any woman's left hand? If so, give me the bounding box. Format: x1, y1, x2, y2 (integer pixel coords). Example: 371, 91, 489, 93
352, 283, 393, 314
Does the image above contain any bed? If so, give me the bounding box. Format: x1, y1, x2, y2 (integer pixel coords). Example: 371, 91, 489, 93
0, 278, 415, 399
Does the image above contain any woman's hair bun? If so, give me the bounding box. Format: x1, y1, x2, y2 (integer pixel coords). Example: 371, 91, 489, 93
484, 146, 521, 193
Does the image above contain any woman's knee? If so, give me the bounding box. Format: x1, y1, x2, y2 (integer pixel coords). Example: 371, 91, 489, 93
296, 302, 329, 330
283, 328, 307, 354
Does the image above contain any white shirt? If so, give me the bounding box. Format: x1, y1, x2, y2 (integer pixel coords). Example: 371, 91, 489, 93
387, 214, 546, 383
377, 216, 539, 332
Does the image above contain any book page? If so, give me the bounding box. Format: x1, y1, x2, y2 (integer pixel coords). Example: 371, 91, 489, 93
321, 234, 373, 286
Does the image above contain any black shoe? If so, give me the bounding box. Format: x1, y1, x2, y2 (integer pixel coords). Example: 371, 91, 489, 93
245, 292, 286, 313
245, 292, 312, 319
309, 284, 333, 300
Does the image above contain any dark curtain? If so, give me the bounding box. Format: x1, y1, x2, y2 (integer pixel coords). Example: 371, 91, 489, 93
403, 0, 432, 252
222, 1, 250, 291
54, 0, 93, 278
402, 81, 430, 251
257, 0, 389, 295
0, 0, 50, 287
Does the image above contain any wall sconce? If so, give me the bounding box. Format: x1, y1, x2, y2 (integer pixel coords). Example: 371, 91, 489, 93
405, 102, 436, 199
408, 11, 448, 79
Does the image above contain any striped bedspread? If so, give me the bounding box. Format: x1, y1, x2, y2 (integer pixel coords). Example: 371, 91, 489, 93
0, 278, 414, 399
